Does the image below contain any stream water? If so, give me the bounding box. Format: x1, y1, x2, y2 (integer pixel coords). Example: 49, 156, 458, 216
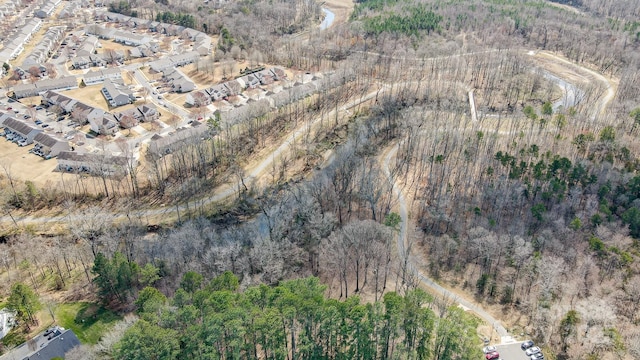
320, 8, 335, 30
540, 71, 584, 111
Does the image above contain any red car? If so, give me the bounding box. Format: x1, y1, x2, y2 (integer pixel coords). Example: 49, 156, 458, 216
485, 351, 500, 360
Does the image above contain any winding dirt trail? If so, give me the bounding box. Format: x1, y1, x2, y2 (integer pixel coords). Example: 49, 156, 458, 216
381, 142, 514, 342
532, 51, 617, 119
375, 49, 617, 345
0, 44, 617, 346
0, 87, 385, 227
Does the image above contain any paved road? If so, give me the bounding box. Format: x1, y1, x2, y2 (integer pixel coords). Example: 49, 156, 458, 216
496, 342, 535, 360
132, 68, 191, 121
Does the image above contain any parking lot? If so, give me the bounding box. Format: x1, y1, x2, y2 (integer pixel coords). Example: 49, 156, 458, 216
494, 342, 541, 360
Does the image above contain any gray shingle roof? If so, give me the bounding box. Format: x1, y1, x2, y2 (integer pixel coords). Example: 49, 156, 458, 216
149, 122, 208, 155
3, 117, 39, 137
0, 328, 80, 360
23, 330, 80, 360
34, 132, 65, 148
13, 76, 77, 98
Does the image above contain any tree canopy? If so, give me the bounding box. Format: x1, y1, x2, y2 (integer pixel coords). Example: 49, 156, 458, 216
92, 252, 141, 304
7, 282, 41, 327
116, 274, 482, 359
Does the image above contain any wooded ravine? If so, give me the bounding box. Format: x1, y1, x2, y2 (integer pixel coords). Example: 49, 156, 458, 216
2, 0, 640, 359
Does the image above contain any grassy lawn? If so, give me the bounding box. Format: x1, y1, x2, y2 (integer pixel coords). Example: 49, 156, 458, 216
0, 136, 59, 188
55, 302, 122, 344
64, 85, 111, 112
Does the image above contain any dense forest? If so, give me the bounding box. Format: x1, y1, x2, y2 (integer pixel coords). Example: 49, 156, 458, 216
69, 272, 481, 359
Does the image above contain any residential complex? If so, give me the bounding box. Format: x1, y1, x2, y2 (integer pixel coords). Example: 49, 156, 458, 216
0, 4, 329, 179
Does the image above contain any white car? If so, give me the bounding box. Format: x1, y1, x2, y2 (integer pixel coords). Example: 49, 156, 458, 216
483, 346, 497, 354
525, 346, 541, 356
530, 353, 544, 360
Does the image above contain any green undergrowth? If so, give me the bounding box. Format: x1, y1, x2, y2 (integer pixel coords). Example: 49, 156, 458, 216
55, 302, 122, 344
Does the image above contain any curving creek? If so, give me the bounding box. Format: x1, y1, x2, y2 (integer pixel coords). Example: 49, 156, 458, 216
320, 8, 336, 30
540, 70, 585, 112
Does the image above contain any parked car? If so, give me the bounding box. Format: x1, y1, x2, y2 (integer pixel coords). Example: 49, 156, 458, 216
521, 340, 534, 350
483, 346, 497, 354
34, 120, 42, 125
46, 328, 62, 340
530, 353, 544, 360
41, 124, 49, 128
525, 346, 541, 356
18, 140, 28, 147
485, 351, 500, 360
23, 114, 31, 119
